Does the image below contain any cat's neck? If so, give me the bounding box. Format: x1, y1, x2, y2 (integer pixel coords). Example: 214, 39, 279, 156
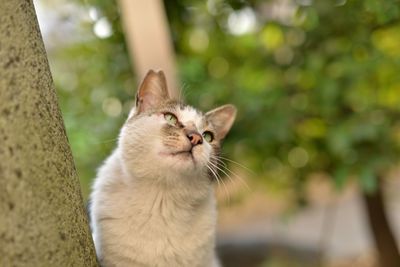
112, 149, 214, 213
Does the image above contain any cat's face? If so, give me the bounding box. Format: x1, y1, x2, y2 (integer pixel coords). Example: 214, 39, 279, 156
119, 70, 236, 184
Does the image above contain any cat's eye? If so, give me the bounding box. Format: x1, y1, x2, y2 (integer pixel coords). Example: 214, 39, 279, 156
164, 112, 178, 126
202, 131, 214, 143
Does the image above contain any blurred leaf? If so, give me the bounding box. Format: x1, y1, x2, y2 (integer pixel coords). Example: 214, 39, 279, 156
372, 24, 400, 58
360, 167, 377, 194
260, 24, 284, 51
334, 166, 349, 190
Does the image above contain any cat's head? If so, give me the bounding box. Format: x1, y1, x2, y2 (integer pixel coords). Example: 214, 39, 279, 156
119, 70, 236, 185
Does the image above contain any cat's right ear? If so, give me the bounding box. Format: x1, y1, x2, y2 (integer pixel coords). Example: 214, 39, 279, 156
135, 70, 170, 114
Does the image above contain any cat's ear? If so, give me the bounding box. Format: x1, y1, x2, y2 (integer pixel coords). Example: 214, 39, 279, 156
206, 104, 237, 140
135, 70, 169, 113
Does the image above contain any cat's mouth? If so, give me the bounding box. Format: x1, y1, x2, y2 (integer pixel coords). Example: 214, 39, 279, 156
159, 150, 191, 156
158, 145, 200, 166
168, 149, 196, 162
171, 150, 193, 157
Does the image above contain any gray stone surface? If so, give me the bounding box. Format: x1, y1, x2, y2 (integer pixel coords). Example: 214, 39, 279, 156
0, 1, 98, 266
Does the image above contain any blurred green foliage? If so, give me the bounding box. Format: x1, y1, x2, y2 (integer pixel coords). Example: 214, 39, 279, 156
50, 0, 400, 201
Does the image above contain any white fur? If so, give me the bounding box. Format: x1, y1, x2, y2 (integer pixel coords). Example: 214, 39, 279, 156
90, 107, 221, 267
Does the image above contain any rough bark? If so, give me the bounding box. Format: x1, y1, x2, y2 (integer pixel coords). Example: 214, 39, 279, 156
118, 0, 179, 98
363, 179, 400, 267
0, 1, 98, 266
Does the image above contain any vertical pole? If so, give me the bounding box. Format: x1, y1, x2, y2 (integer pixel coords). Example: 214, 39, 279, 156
118, 0, 179, 98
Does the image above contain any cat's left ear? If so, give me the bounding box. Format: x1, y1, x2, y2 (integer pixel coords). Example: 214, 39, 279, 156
206, 104, 237, 140
135, 70, 169, 114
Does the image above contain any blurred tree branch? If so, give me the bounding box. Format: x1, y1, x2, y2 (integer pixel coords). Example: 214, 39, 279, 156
364, 178, 400, 267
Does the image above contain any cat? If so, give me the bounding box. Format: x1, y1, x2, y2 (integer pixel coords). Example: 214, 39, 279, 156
90, 70, 236, 267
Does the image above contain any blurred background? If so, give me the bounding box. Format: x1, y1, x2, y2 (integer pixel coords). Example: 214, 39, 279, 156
34, 0, 400, 266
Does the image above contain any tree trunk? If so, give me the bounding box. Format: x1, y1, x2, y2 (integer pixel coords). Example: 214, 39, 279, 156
363, 179, 400, 267
0, 1, 98, 266
118, 0, 179, 98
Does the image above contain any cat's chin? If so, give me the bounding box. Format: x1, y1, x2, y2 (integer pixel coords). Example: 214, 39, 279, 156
159, 150, 194, 162
158, 150, 204, 171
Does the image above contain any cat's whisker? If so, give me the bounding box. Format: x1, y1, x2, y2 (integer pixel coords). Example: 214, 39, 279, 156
201, 154, 218, 179
178, 84, 184, 103
209, 155, 250, 188
203, 157, 230, 204
206, 164, 220, 187
208, 159, 251, 196
210, 154, 247, 172
217, 170, 231, 204
209, 156, 250, 191
202, 155, 228, 200
211, 166, 230, 204
207, 160, 235, 185
215, 155, 255, 175
179, 83, 190, 102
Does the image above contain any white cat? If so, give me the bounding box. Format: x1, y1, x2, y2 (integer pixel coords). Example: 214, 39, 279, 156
90, 70, 236, 267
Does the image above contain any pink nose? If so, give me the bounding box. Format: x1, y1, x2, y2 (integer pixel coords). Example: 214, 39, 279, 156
187, 132, 203, 146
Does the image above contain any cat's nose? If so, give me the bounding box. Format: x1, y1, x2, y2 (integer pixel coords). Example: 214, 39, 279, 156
187, 131, 203, 146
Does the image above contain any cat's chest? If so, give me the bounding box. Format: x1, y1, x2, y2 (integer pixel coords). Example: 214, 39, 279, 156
110, 193, 215, 240
102, 195, 216, 266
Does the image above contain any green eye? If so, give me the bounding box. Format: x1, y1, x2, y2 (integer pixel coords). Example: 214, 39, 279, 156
164, 112, 178, 126
202, 131, 214, 143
